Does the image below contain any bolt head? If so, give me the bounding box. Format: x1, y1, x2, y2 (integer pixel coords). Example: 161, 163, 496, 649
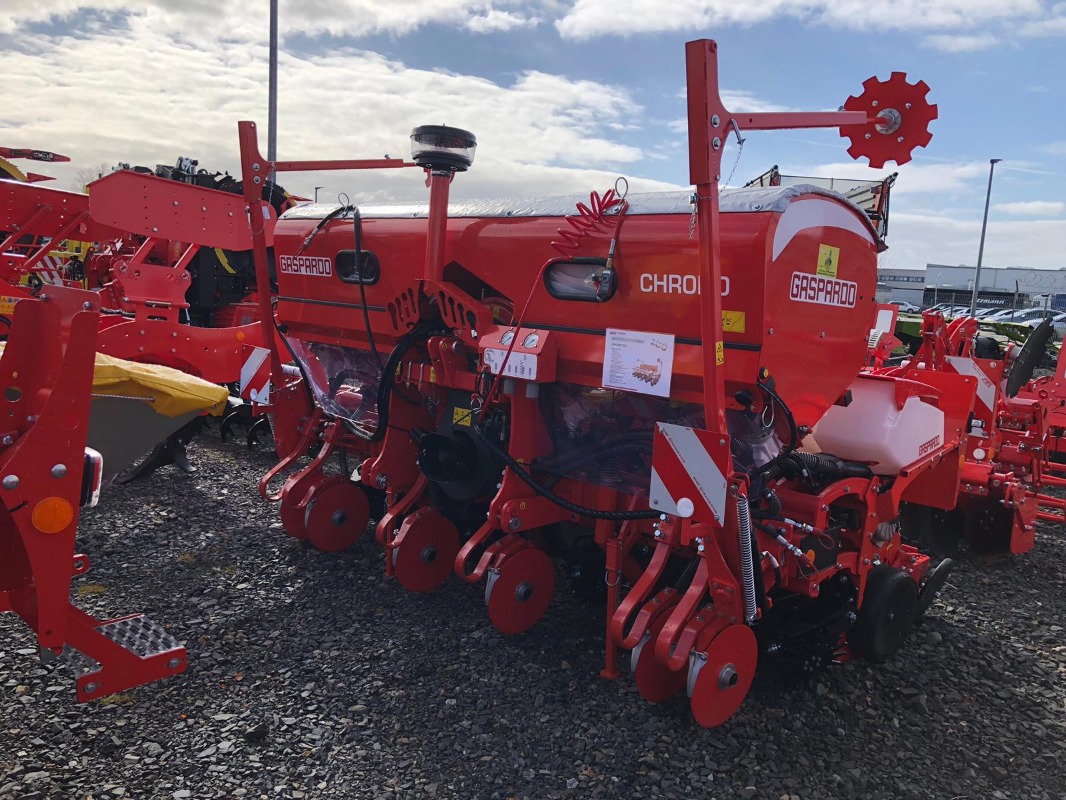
2, 475, 19, 489
51, 464, 67, 479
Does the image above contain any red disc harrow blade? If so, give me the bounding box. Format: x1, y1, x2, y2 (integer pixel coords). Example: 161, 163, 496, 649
840, 72, 937, 169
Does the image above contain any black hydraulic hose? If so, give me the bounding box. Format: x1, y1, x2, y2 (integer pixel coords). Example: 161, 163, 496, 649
751, 487, 783, 520
789, 451, 872, 479
295, 203, 349, 257
352, 209, 385, 372
349, 321, 442, 443
472, 423, 661, 521
751, 379, 799, 479
758, 450, 871, 483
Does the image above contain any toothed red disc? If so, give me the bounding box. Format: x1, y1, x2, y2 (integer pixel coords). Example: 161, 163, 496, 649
839, 72, 937, 168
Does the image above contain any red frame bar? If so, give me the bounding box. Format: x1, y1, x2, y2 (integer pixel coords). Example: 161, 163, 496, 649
237, 120, 419, 406
685, 38, 878, 434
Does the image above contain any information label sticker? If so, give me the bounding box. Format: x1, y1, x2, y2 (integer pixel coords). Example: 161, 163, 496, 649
483, 348, 539, 380
601, 328, 675, 398
817, 244, 840, 278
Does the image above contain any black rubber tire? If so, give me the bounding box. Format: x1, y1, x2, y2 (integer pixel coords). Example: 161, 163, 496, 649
849, 565, 919, 663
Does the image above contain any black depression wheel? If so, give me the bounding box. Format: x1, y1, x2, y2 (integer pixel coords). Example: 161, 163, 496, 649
849, 565, 919, 663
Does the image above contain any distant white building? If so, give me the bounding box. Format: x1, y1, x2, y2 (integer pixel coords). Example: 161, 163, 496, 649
877, 268, 926, 305
877, 264, 1066, 309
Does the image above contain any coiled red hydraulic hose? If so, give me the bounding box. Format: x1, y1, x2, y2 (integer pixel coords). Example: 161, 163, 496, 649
550, 187, 627, 256
477, 187, 629, 420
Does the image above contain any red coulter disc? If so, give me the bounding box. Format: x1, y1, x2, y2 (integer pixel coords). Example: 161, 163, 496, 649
631, 611, 686, 704
303, 478, 370, 553
278, 472, 329, 540
392, 509, 461, 593
839, 72, 938, 169
689, 624, 758, 729
486, 547, 556, 635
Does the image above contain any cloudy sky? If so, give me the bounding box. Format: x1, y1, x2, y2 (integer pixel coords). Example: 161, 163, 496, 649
3, 0, 1065, 272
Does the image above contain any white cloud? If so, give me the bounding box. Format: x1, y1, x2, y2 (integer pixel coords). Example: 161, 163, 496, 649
1018, 13, 1066, 36
922, 33, 997, 51
720, 90, 796, 114
800, 161, 989, 194
994, 200, 1065, 216
555, 0, 1052, 41
777, 161, 1066, 270
888, 213, 1066, 270
0, 9, 671, 206
0, 0, 550, 38
466, 8, 541, 32
1044, 142, 1066, 156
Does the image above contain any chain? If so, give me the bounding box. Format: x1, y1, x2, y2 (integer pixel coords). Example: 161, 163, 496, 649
723, 134, 745, 188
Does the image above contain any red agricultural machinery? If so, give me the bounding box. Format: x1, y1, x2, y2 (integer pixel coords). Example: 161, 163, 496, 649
240, 39, 968, 727
0, 286, 188, 700
880, 307, 1066, 556
0, 161, 297, 470
0, 146, 70, 184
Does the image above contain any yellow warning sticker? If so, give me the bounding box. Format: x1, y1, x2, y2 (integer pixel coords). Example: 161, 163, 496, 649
721, 310, 746, 334
452, 406, 472, 427
715, 341, 725, 365
429, 367, 437, 384
817, 244, 840, 278
0, 296, 21, 316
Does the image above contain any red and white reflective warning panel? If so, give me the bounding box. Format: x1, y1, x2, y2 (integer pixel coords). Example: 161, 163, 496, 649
649, 423, 730, 524
944, 356, 996, 417
240, 345, 271, 403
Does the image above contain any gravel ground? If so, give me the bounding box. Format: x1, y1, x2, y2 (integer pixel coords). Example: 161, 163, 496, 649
3, 426, 1066, 800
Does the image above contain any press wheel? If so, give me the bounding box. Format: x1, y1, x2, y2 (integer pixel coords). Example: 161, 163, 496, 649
631, 611, 686, 704
304, 477, 369, 552
486, 547, 555, 635
849, 565, 919, 662
392, 509, 461, 593
278, 471, 327, 540
688, 624, 758, 728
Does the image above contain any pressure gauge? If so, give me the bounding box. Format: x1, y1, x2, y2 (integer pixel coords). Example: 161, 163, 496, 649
500, 330, 515, 346
523, 332, 540, 348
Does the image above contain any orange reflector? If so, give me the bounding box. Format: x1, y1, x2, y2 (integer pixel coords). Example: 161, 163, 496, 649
32, 497, 75, 534
236, 331, 246, 341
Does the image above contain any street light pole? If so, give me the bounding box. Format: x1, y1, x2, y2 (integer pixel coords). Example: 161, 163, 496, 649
314, 186, 323, 203
969, 158, 1003, 316
267, 0, 278, 168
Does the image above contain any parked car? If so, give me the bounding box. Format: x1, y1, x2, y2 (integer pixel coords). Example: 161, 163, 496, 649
925, 302, 956, 313
1024, 312, 1066, 339
890, 300, 921, 313
985, 307, 1048, 323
